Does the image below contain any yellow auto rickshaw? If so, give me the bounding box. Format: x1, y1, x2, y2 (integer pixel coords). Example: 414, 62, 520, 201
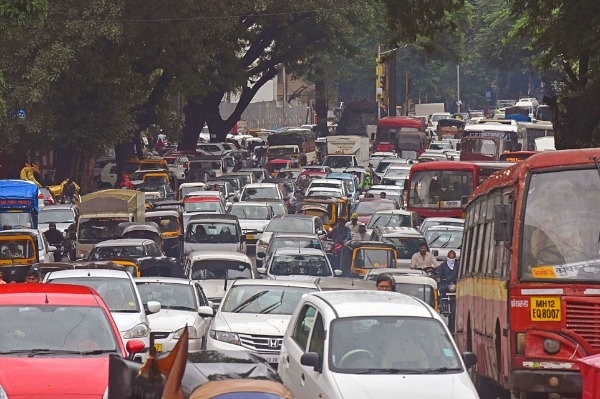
339, 240, 398, 278
300, 197, 349, 231
145, 209, 183, 259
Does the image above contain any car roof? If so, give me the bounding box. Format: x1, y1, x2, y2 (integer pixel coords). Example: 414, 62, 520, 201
372, 209, 414, 216
46, 268, 132, 280
272, 247, 326, 256
145, 210, 180, 217
272, 233, 319, 239
134, 276, 194, 285
307, 187, 341, 192
188, 251, 252, 263
369, 185, 402, 191
94, 238, 155, 246
309, 179, 342, 185
271, 214, 317, 221
243, 183, 278, 188
0, 283, 104, 306
424, 225, 464, 231
422, 217, 464, 223
375, 226, 424, 238
311, 290, 435, 318
231, 279, 319, 289
39, 204, 78, 211
230, 201, 271, 207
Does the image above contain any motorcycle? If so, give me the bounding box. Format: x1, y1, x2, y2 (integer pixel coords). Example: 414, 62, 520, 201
438, 279, 457, 333
62, 230, 77, 261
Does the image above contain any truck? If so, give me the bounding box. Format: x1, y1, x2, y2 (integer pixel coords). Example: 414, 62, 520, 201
323, 135, 370, 171
413, 103, 445, 119
76, 189, 145, 259
0, 179, 39, 229
265, 129, 317, 166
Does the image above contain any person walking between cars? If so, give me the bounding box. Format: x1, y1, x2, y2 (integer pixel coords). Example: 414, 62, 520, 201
352, 225, 370, 241
346, 213, 362, 234
410, 241, 439, 271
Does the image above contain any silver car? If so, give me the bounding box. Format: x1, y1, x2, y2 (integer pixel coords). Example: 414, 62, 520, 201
183, 214, 246, 257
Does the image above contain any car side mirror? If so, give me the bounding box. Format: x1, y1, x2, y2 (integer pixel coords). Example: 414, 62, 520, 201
146, 300, 161, 315
126, 339, 146, 360
198, 305, 214, 317
334, 269, 342, 277
256, 252, 265, 259
432, 250, 439, 257
257, 267, 267, 275
462, 352, 477, 369
300, 352, 322, 372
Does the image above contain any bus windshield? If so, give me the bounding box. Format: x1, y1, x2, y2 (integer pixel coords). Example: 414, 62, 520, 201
521, 168, 600, 281
461, 138, 497, 159
409, 170, 474, 208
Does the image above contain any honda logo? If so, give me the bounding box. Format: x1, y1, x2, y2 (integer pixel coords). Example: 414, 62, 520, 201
268, 338, 281, 348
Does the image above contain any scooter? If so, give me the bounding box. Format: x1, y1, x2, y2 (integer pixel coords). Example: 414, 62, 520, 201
438, 280, 457, 333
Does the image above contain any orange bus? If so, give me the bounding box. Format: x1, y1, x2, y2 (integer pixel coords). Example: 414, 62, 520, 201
455, 148, 600, 398
375, 116, 426, 154
406, 161, 513, 221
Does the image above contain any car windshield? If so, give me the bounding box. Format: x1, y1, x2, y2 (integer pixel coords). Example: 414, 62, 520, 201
329, 316, 462, 373
184, 200, 221, 213
307, 189, 342, 198
265, 218, 313, 233
355, 248, 394, 269
324, 156, 353, 169
367, 213, 411, 229
382, 237, 422, 260
0, 305, 119, 354
230, 205, 270, 220
355, 201, 395, 215
38, 209, 76, 224
408, 170, 474, 208
146, 215, 179, 233
46, 277, 140, 312
270, 254, 331, 276
521, 169, 600, 281
136, 282, 196, 311
185, 222, 238, 244
77, 217, 128, 244
89, 245, 146, 260
221, 285, 316, 314
242, 187, 279, 200
424, 229, 463, 249
191, 259, 252, 279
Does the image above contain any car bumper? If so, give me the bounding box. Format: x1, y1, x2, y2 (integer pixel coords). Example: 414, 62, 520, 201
206, 336, 280, 365
511, 370, 582, 394
153, 335, 203, 353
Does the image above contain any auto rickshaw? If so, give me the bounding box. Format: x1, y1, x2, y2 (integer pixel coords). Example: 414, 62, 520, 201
0, 231, 40, 282
300, 197, 349, 231
145, 209, 183, 259
116, 222, 163, 250
436, 118, 465, 140
339, 240, 398, 278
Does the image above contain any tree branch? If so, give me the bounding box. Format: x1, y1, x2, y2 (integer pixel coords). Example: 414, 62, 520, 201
225, 66, 279, 125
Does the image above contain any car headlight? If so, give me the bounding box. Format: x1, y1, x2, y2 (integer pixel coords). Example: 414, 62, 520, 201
123, 322, 149, 339
174, 326, 198, 339
0, 384, 8, 399
209, 329, 240, 345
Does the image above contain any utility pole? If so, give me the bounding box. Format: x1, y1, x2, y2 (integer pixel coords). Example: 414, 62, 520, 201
405, 71, 409, 116
282, 66, 287, 125
387, 52, 397, 117
457, 65, 461, 113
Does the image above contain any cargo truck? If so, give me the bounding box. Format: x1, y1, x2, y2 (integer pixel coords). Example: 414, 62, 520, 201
266, 129, 317, 166
323, 135, 370, 171
76, 189, 145, 259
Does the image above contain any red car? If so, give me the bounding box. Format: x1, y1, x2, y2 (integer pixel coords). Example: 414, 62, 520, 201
0, 283, 144, 398
353, 198, 400, 225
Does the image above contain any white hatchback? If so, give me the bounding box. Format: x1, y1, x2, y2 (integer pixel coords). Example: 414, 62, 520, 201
278, 290, 479, 399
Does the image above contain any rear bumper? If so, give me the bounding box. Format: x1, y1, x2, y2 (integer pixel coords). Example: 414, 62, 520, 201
511, 370, 582, 394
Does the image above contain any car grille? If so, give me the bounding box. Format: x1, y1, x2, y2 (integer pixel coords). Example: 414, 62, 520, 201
237, 333, 283, 353
152, 332, 171, 340
566, 298, 600, 350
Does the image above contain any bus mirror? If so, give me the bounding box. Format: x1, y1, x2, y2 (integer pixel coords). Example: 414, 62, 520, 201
494, 204, 513, 242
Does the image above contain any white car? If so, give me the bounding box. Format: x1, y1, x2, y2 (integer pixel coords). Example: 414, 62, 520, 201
44, 268, 160, 360
419, 217, 465, 234
305, 186, 343, 198
258, 247, 340, 280
135, 277, 214, 353
278, 290, 479, 399
228, 201, 274, 249
239, 182, 283, 202
207, 279, 319, 365
306, 179, 349, 199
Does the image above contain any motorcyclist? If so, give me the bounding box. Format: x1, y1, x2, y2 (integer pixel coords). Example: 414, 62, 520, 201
325, 218, 352, 244
434, 250, 459, 288
44, 222, 64, 259
62, 178, 76, 203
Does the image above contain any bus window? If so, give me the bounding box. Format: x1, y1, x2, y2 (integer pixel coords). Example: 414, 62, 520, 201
409, 170, 474, 208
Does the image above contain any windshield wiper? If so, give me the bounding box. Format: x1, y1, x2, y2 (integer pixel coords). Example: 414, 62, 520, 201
420, 367, 463, 374
164, 305, 196, 312
428, 235, 442, 247
354, 368, 422, 374
231, 290, 269, 313
259, 290, 285, 314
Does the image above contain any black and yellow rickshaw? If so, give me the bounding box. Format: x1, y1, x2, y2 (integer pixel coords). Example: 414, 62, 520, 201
339, 240, 398, 278
137, 257, 186, 278
300, 197, 349, 231
0, 231, 40, 282
145, 209, 183, 259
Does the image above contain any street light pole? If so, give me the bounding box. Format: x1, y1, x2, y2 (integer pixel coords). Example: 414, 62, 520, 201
456, 65, 461, 113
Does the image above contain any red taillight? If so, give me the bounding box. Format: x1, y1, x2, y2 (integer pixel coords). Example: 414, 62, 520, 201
183, 162, 189, 169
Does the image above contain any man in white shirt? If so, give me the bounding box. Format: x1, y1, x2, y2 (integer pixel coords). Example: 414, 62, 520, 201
346, 213, 362, 234
352, 224, 370, 241
410, 241, 439, 271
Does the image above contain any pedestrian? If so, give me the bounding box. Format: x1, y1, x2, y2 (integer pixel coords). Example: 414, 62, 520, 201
352, 224, 370, 241
0, 270, 6, 284
119, 173, 134, 189
410, 241, 439, 271
345, 213, 362, 234
375, 273, 396, 291
25, 268, 41, 283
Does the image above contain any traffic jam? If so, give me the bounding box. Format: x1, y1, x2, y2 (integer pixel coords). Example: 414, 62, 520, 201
1, 111, 599, 399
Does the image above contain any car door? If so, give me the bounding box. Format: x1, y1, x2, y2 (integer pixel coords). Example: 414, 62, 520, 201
279, 303, 316, 396
194, 283, 212, 341
303, 311, 337, 399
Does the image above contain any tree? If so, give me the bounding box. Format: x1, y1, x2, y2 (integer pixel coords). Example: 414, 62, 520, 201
506, 0, 600, 148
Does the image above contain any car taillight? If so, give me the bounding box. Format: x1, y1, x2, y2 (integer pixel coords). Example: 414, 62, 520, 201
183, 162, 189, 169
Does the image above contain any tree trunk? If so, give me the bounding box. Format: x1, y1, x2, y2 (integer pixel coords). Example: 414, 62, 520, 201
54, 146, 96, 194
553, 79, 600, 149
178, 98, 206, 151
314, 65, 328, 137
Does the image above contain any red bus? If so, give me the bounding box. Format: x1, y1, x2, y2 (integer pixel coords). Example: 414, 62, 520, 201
405, 161, 513, 221
375, 116, 426, 154
455, 148, 600, 398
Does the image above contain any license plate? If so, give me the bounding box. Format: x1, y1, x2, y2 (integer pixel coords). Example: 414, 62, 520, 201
154, 343, 163, 352
246, 234, 255, 240
530, 297, 561, 321
262, 355, 279, 364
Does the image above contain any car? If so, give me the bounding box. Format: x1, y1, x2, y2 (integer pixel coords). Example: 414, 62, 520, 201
43, 268, 160, 360
258, 247, 340, 280
228, 201, 274, 250
87, 238, 163, 261
134, 277, 214, 353
185, 251, 257, 308
366, 185, 404, 207
239, 182, 284, 202
365, 209, 420, 236
256, 215, 326, 255
275, 168, 303, 179
353, 198, 400, 225
423, 225, 464, 261
307, 179, 349, 199
225, 171, 257, 187
325, 172, 360, 203
182, 192, 227, 231
374, 157, 415, 179
305, 186, 344, 198
383, 163, 412, 177
178, 182, 206, 200
205, 180, 236, 201
184, 213, 246, 257
207, 279, 320, 366
264, 199, 288, 217
380, 174, 408, 188
0, 283, 144, 398
278, 290, 478, 399
419, 217, 464, 234
256, 232, 323, 268
217, 175, 243, 197
370, 226, 425, 268
238, 167, 269, 182
301, 165, 332, 174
